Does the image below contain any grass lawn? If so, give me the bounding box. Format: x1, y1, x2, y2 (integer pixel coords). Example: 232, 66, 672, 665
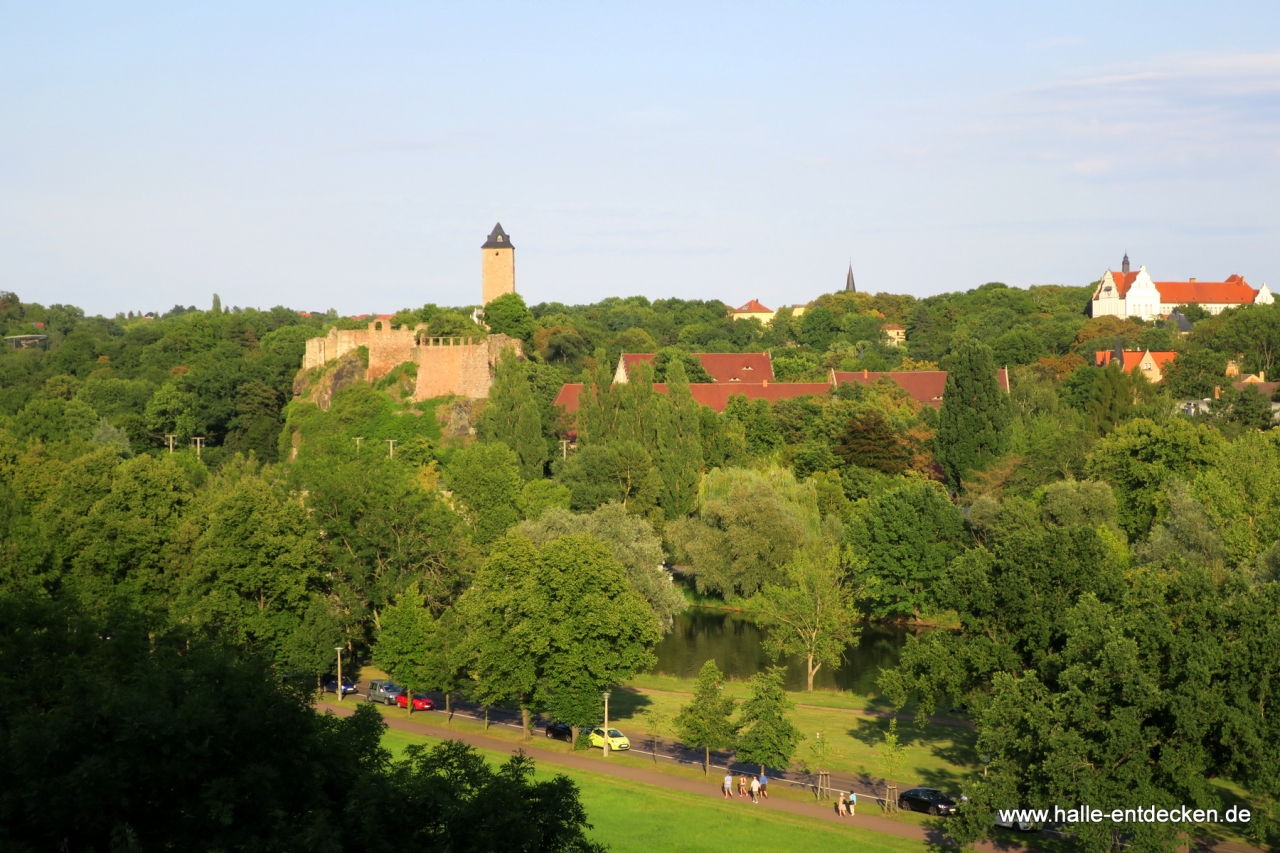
379, 727, 944, 853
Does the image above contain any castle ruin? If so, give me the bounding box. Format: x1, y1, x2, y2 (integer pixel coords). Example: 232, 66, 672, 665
300, 223, 524, 401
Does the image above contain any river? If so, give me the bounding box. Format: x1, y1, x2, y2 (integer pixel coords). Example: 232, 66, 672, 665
649, 608, 915, 693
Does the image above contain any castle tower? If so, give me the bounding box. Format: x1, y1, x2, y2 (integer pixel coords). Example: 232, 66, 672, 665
1122, 253, 1130, 274
482, 222, 515, 304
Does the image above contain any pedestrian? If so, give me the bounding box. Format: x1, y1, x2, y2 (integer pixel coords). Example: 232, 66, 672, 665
738, 774, 748, 797
849, 791, 857, 815
723, 772, 733, 798
837, 794, 848, 817
750, 775, 761, 804
758, 771, 768, 798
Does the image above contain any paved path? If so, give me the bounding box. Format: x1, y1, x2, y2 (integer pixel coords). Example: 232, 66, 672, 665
321, 701, 1028, 853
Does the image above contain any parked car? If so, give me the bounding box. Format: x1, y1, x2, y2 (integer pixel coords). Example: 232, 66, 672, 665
545, 722, 574, 742
395, 692, 435, 711
366, 681, 403, 705
322, 675, 358, 696
587, 727, 630, 751
898, 788, 958, 816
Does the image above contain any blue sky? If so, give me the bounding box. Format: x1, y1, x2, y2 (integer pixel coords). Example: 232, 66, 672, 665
3, 2, 1279, 316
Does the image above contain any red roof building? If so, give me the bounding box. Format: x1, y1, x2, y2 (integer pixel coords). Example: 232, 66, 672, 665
555, 380, 831, 415
1095, 349, 1178, 383
1091, 254, 1274, 321
829, 368, 1010, 408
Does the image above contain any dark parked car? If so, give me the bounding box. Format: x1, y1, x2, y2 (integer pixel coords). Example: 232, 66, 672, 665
322, 675, 357, 696
396, 692, 435, 711
899, 788, 958, 816
366, 680, 402, 705
545, 722, 573, 742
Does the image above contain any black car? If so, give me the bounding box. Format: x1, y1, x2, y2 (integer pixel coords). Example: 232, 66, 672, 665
899, 787, 958, 816
322, 675, 358, 695
544, 721, 573, 742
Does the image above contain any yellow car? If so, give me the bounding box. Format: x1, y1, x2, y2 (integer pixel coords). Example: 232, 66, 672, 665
587, 727, 630, 751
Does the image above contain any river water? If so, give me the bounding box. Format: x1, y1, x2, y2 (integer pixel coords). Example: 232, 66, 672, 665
649, 608, 915, 693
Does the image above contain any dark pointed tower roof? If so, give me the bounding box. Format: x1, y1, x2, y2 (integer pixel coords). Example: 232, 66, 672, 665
1122, 252, 1130, 273
846, 263, 856, 293
482, 222, 513, 249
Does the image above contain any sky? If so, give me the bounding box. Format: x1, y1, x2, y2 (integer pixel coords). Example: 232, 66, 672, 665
3, 2, 1279, 316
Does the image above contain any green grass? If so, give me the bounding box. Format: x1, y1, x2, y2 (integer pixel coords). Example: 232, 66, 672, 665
379, 727, 943, 853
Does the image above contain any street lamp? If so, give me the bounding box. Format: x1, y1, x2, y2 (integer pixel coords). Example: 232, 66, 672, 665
980, 754, 991, 777
602, 691, 612, 758
336, 647, 345, 702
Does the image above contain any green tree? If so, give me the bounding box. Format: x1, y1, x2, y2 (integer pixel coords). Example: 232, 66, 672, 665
519, 478, 572, 520
735, 667, 801, 775
557, 440, 660, 514
936, 340, 1011, 486
877, 718, 908, 812
654, 358, 704, 518
446, 441, 524, 544
834, 408, 910, 475
481, 347, 547, 479
372, 582, 435, 706
849, 480, 966, 623
482, 292, 535, 342
673, 660, 738, 776
750, 546, 862, 691
1232, 383, 1274, 430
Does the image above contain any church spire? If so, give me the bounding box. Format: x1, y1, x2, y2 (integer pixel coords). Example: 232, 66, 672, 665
846, 263, 856, 293
1122, 252, 1130, 274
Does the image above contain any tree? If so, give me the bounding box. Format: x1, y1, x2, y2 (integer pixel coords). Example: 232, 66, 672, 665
517, 502, 685, 631
668, 467, 822, 598
672, 660, 737, 776
834, 408, 910, 475
457, 534, 659, 740
482, 292, 535, 342
654, 359, 704, 518
1162, 348, 1227, 400
877, 717, 908, 811
750, 546, 862, 691
556, 440, 660, 514
446, 441, 524, 544
849, 480, 967, 624
735, 667, 801, 775
481, 347, 547, 479
372, 582, 435, 710
1232, 383, 1274, 430
936, 340, 1012, 486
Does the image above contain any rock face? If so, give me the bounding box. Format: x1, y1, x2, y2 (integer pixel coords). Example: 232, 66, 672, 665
293, 349, 368, 411
301, 321, 523, 401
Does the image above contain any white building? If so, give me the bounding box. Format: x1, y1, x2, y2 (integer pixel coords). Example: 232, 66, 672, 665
1091, 254, 1273, 321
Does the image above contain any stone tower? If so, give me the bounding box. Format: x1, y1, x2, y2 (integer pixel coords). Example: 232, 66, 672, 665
482, 222, 515, 304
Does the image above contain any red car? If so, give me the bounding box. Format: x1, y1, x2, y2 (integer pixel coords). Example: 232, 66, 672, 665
395, 692, 435, 711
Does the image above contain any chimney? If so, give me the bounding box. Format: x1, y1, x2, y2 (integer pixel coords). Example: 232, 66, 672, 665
1189, 277, 1197, 283
1262, 372, 1267, 383
762, 380, 768, 387
863, 368, 869, 378
1214, 385, 1221, 400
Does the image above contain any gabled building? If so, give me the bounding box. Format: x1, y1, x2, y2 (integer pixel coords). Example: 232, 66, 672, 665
881, 323, 906, 346
1091, 254, 1273, 320
730, 299, 775, 323
1094, 346, 1178, 384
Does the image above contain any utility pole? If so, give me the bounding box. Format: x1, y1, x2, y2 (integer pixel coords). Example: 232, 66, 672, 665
559, 439, 570, 460
386, 439, 397, 458
165, 435, 176, 453
602, 690, 612, 758
354, 437, 363, 454
336, 646, 345, 702
191, 437, 205, 459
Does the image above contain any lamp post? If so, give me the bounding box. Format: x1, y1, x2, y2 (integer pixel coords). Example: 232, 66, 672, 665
980, 754, 991, 777
602, 691, 612, 758
336, 646, 345, 702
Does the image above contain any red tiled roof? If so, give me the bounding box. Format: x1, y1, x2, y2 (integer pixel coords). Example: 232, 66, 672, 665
830, 369, 1010, 409
1153, 275, 1257, 305
618, 352, 774, 383
881, 323, 904, 331
733, 299, 772, 313
554, 381, 829, 415
1096, 350, 1178, 373
351, 313, 397, 321
1110, 271, 1140, 297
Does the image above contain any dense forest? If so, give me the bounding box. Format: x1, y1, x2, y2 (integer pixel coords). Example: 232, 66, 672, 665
3, 281, 1280, 851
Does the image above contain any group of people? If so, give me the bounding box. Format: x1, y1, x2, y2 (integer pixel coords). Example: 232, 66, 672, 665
722, 772, 768, 804
837, 792, 857, 816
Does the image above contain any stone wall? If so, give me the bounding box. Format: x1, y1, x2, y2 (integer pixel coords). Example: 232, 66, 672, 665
301, 322, 523, 400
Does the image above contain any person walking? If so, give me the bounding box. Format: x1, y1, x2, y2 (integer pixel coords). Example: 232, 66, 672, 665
758, 771, 768, 799
722, 772, 733, 799
837, 794, 849, 817
849, 791, 857, 815
750, 775, 761, 804
738, 774, 748, 798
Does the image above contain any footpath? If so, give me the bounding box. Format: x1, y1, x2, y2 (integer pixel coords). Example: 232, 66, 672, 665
324, 701, 1029, 853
